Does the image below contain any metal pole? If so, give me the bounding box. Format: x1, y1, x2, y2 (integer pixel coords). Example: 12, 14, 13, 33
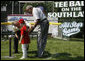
12, 1, 14, 14
9, 35, 12, 57
53, 1, 54, 12
19, 2, 20, 14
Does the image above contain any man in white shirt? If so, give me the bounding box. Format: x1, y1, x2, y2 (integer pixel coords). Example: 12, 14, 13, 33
37, 6, 47, 16
25, 5, 49, 57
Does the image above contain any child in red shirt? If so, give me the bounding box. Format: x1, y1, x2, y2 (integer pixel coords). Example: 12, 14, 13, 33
18, 19, 30, 59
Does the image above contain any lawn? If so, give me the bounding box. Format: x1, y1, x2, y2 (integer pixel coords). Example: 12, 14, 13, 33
1, 37, 84, 60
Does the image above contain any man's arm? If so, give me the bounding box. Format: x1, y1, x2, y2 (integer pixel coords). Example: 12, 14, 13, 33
29, 19, 40, 34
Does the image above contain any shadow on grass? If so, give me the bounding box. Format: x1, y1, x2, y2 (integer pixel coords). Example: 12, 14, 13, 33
27, 51, 51, 58
51, 52, 84, 60
69, 38, 84, 42
27, 51, 84, 60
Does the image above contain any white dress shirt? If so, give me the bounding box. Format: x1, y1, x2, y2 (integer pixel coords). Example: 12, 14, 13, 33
32, 7, 46, 22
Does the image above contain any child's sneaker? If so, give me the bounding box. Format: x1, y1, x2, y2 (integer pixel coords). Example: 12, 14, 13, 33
20, 56, 25, 59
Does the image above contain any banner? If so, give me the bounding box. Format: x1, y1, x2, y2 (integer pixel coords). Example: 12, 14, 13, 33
59, 21, 83, 37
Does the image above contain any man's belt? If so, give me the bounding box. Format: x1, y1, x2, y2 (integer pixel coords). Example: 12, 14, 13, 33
41, 18, 47, 22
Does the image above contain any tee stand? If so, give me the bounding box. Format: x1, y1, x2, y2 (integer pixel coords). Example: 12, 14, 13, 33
2, 35, 15, 59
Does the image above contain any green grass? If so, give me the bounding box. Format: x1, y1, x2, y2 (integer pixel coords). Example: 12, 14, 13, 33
1, 37, 84, 60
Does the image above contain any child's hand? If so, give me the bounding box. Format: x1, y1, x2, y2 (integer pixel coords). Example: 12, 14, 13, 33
15, 34, 19, 39
16, 36, 19, 39
19, 41, 21, 44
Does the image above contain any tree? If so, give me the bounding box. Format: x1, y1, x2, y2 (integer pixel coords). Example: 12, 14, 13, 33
1, 1, 12, 6
23, 1, 53, 13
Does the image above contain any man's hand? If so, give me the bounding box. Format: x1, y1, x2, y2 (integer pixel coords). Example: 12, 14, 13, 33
29, 19, 40, 34
29, 26, 34, 34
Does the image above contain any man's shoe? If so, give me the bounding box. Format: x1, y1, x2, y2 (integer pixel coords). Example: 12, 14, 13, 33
38, 55, 43, 58
38, 56, 43, 58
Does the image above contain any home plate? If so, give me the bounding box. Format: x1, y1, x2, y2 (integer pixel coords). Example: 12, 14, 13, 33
1, 55, 16, 59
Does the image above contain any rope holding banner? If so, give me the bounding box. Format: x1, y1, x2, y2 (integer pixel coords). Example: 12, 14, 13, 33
1, 22, 62, 25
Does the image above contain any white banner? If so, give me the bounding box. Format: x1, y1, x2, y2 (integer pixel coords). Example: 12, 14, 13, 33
7, 14, 34, 21
59, 21, 83, 37
7, 14, 59, 37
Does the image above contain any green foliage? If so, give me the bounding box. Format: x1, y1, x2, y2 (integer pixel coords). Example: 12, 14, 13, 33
23, 2, 53, 13
1, 1, 11, 6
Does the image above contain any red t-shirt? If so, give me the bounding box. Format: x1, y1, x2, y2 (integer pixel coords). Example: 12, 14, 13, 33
20, 25, 30, 44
